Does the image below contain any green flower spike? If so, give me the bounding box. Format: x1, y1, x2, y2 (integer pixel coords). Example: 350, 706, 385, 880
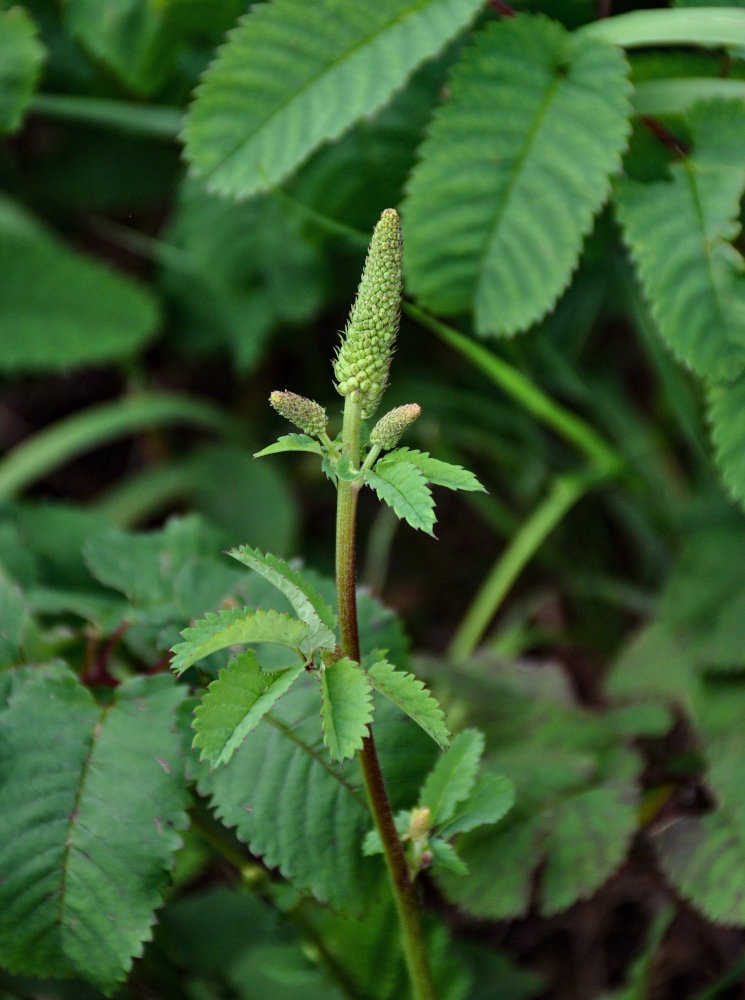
333, 207, 403, 419
269, 390, 328, 438
370, 403, 421, 450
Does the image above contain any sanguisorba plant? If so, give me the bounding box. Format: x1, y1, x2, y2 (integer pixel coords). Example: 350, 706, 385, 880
169, 209, 511, 1000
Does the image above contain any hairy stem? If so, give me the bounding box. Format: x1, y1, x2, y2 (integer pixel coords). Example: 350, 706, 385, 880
335, 393, 437, 1000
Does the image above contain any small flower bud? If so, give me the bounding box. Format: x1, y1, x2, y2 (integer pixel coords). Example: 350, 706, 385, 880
269, 390, 328, 438
333, 208, 403, 419
370, 404, 421, 450
408, 806, 431, 842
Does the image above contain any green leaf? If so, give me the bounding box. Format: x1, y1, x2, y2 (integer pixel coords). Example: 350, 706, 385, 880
403, 13, 632, 335
320, 657, 374, 762
708, 374, 745, 508
0, 669, 188, 992
364, 461, 436, 535
193, 651, 306, 766
228, 545, 337, 649
378, 447, 485, 493
0, 7, 44, 134
615, 100, 745, 381
254, 433, 324, 458
171, 607, 312, 675
199, 678, 382, 911
0, 198, 158, 372
182, 0, 484, 198
366, 657, 450, 749
437, 773, 515, 839
420, 729, 484, 825
429, 838, 469, 876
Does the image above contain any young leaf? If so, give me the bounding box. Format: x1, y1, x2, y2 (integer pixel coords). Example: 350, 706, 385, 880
378, 447, 485, 493
170, 607, 311, 675
199, 678, 382, 911
182, 0, 485, 199
0, 669, 188, 993
420, 729, 484, 825
228, 545, 337, 648
429, 839, 469, 877
0, 7, 44, 135
615, 100, 745, 381
403, 13, 632, 336
193, 651, 306, 766
364, 460, 436, 535
366, 656, 450, 749
253, 433, 324, 458
437, 773, 515, 839
320, 657, 374, 762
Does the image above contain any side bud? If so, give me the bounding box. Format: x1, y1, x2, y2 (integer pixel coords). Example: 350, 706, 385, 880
370, 403, 421, 450
270, 390, 328, 438
333, 208, 403, 419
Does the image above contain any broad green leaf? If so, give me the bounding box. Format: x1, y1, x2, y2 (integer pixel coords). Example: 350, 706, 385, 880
364, 461, 436, 535
420, 729, 484, 825
437, 773, 515, 839
229, 545, 337, 649
193, 651, 306, 766
199, 678, 382, 911
254, 433, 324, 458
0, 198, 158, 372
708, 374, 745, 508
379, 447, 485, 492
0, 669, 188, 992
429, 839, 469, 876
366, 656, 450, 749
182, 0, 484, 198
171, 607, 312, 675
615, 100, 745, 381
0, 7, 44, 134
320, 657, 374, 762
403, 14, 632, 336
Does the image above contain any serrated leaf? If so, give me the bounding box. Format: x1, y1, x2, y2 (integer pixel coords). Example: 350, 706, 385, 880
403, 13, 632, 336
708, 374, 745, 508
0, 198, 158, 373
366, 657, 450, 749
0, 7, 44, 134
420, 729, 484, 825
182, 0, 484, 199
253, 433, 324, 458
616, 100, 745, 381
364, 461, 436, 535
199, 678, 382, 911
193, 651, 306, 766
379, 447, 485, 493
171, 607, 312, 675
429, 838, 469, 876
0, 670, 188, 992
228, 545, 336, 649
320, 657, 374, 762
437, 773, 515, 839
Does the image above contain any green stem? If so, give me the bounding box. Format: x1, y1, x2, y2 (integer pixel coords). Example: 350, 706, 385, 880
448, 473, 593, 663
404, 303, 623, 477
335, 393, 436, 1000
0, 392, 237, 501
576, 7, 745, 48
29, 93, 182, 139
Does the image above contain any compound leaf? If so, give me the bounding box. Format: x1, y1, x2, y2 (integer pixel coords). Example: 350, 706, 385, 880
379, 448, 485, 493
364, 461, 436, 535
199, 678, 382, 911
366, 657, 450, 749
170, 607, 311, 675
615, 100, 745, 381
183, 0, 484, 198
229, 544, 337, 649
193, 651, 306, 766
320, 657, 374, 762
0, 669, 188, 992
437, 773, 515, 839
403, 13, 631, 336
0, 6, 44, 135
420, 729, 484, 825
